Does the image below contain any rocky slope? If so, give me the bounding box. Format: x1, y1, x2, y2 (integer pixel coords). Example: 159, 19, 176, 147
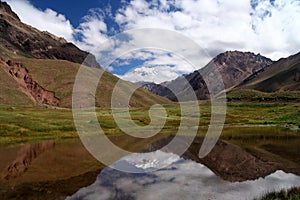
236, 52, 300, 92
143, 51, 273, 101
0, 59, 60, 106
140, 81, 177, 101
0, 1, 100, 68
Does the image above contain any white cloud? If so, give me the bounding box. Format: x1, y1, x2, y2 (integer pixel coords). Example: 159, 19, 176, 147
113, 50, 200, 83
118, 65, 182, 84
115, 0, 255, 52
251, 0, 300, 59
109, 0, 300, 82
5, 0, 74, 42
142, 52, 197, 73
73, 8, 112, 55
116, 50, 156, 61
4, 0, 300, 83
115, 0, 300, 60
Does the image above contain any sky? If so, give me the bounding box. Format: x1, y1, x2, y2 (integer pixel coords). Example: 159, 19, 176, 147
4, 0, 300, 83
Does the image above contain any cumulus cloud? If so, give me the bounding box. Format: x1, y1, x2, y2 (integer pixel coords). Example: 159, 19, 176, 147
5, 0, 75, 42
5, 0, 300, 83
109, 0, 300, 82
116, 50, 198, 83
118, 65, 181, 83
73, 8, 110, 55
251, 0, 300, 59
115, 0, 255, 53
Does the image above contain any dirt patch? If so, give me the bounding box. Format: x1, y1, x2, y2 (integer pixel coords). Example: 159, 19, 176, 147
0, 59, 60, 106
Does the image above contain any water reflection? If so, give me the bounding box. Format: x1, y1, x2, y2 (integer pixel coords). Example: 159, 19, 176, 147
0, 141, 55, 181
67, 150, 300, 200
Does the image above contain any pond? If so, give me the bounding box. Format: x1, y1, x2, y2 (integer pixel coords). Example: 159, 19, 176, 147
0, 127, 299, 200
67, 150, 300, 200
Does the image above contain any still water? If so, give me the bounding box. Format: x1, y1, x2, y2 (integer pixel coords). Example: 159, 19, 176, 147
67, 150, 300, 200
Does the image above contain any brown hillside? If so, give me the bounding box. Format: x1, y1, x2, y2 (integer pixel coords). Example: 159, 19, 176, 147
3, 58, 170, 108
0, 1, 100, 68
235, 52, 300, 92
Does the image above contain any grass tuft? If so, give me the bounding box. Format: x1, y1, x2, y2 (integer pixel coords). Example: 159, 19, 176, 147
258, 187, 300, 200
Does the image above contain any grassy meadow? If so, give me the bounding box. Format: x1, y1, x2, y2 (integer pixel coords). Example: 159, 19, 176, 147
0, 101, 299, 144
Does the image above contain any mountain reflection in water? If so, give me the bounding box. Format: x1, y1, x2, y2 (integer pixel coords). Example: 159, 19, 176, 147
67, 150, 300, 200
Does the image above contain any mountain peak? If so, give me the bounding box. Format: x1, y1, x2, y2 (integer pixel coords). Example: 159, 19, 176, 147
212, 51, 273, 88
143, 51, 274, 101
214, 51, 273, 67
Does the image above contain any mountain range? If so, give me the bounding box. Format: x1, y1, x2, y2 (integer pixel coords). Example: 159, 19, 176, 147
0, 0, 299, 107
141, 51, 300, 101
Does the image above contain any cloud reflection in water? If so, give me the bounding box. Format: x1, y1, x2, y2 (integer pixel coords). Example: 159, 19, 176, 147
67, 150, 300, 200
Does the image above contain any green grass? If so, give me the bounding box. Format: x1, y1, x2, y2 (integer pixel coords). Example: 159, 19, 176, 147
227, 89, 300, 102
0, 106, 76, 144
226, 102, 300, 126
258, 187, 300, 200
0, 101, 299, 144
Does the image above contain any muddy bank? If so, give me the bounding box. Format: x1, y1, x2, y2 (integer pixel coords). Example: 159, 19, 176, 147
0, 142, 55, 181
143, 136, 299, 182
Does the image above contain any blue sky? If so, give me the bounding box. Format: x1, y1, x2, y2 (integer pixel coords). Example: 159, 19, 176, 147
26, 0, 103, 27
27, 0, 123, 32
5, 0, 300, 83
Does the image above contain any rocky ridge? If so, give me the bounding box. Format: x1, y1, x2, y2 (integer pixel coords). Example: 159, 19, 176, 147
237, 51, 300, 92
0, 1, 100, 68
143, 51, 273, 101
0, 59, 60, 106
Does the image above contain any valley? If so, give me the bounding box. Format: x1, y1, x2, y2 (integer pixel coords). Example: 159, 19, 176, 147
0, 1, 299, 199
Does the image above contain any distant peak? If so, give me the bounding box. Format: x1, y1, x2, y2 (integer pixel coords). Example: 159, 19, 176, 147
214, 51, 273, 66
218, 51, 269, 59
